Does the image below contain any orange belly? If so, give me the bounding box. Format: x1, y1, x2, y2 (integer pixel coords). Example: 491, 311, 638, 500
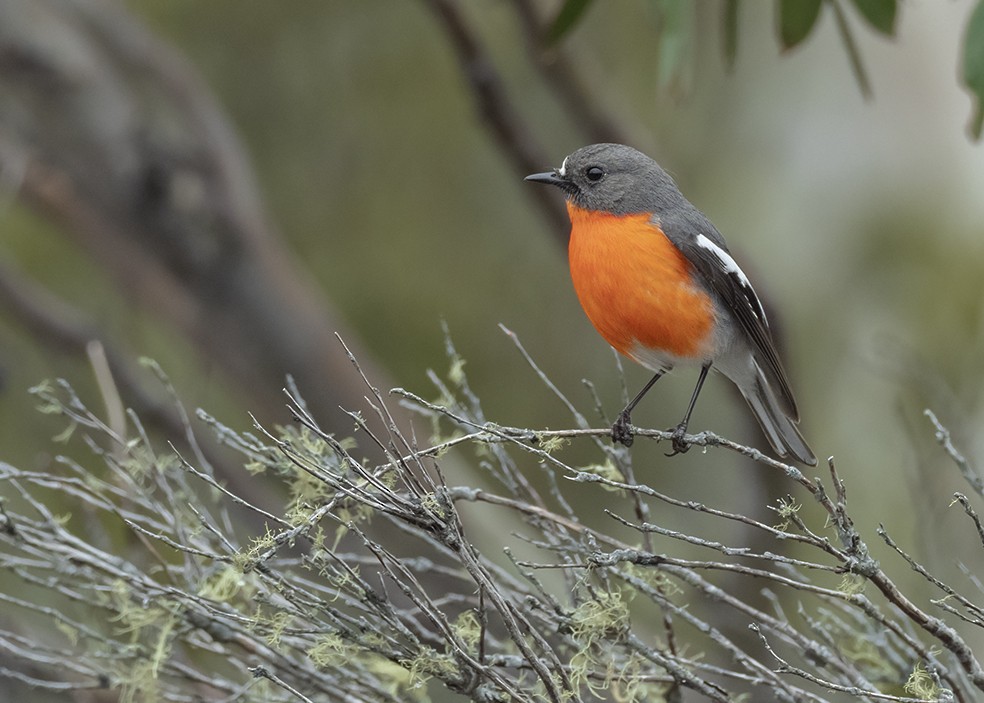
567, 202, 715, 362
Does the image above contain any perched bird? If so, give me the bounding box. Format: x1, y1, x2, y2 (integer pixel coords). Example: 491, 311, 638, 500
526, 143, 816, 465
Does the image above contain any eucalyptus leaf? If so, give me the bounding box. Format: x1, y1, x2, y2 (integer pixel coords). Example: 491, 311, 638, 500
850, 0, 897, 35
546, 0, 594, 45
963, 0, 984, 138
779, 0, 823, 49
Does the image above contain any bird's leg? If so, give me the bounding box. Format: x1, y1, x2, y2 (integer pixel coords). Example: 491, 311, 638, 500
612, 370, 664, 447
667, 362, 711, 456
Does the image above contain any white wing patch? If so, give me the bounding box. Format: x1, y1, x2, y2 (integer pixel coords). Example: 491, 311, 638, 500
696, 234, 749, 286
695, 233, 767, 322
558, 156, 569, 177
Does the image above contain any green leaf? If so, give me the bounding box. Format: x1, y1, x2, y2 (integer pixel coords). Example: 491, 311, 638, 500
831, 0, 872, 97
546, 0, 594, 46
850, 0, 897, 35
655, 0, 693, 92
723, 0, 740, 69
963, 0, 984, 139
778, 0, 823, 49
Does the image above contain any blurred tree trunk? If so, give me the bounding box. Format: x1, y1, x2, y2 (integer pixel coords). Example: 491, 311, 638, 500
0, 0, 392, 436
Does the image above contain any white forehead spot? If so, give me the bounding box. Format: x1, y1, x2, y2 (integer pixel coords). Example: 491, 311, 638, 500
696, 234, 750, 287
558, 156, 569, 177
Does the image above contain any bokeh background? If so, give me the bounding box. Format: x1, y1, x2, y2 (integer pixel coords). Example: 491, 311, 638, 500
1, 0, 984, 696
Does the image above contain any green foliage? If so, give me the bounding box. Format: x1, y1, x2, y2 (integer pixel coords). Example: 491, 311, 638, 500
568, 588, 631, 644
903, 661, 940, 700
308, 633, 358, 667
577, 459, 625, 486
198, 564, 257, 603
401, 645, 460, 689
850, 0, 897, 34
775, 0, 897, 97
534, 0, 984, 135
964, 0, 984, 138
772, 495, 801, 530
546, 0, 595, 45
447, 352, 468, 388
837, 573, 867, 596
536, 433, 570, 454
778, 0, 823, 49
107, 580, 180, 703
451, 610, 482, 653
654, 0, 693, 92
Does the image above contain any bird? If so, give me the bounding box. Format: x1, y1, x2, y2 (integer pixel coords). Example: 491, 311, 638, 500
526, 143, 817, 465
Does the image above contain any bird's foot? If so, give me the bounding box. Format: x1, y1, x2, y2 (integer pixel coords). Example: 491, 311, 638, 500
611, 411, 635, 447
664, 423, 691, 457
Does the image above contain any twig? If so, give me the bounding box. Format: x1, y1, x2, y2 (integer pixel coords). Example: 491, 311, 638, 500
249, 666, 315, 703
829, 0, 873, 99
420, 0, 568, 241
3, 341, 984, 701
952, 493, 984, 548
508, 0, 636, 145
925, 409, 983, 497
751, 624, 943, 702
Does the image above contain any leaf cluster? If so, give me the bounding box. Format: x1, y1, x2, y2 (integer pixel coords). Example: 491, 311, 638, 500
544, 0, 984, 138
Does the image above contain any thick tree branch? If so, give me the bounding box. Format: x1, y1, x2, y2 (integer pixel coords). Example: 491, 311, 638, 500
0, 0, 396, 438
421, 0, 569, 243
509, 0, 637, 146
0, 258, 284, 511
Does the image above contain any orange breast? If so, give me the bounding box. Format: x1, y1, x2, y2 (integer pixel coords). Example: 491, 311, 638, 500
567, 202, 715, 362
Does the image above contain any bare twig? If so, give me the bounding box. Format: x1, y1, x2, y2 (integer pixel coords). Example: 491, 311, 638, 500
508, 0, 636, 146
925, 409, 983, 497
419, 0, 568, 241
1, 337, 983, 701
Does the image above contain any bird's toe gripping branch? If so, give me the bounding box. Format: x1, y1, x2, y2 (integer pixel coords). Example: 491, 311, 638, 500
611, 411, 635, 447
665, 422, 692, 457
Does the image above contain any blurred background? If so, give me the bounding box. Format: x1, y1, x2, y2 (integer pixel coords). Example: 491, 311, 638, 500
1, 0, 984, 694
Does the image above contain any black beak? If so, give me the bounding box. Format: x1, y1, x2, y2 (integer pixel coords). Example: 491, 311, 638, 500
524, 171, 565, 186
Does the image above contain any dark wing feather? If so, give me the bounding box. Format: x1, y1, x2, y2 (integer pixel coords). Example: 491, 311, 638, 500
659, 211, 800, 421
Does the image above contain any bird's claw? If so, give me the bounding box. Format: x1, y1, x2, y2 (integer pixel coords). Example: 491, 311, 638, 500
611, 411, 635, 447
664, 423, 691, 457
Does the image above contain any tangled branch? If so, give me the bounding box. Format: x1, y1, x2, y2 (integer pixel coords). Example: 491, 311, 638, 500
0, 331, 980, 702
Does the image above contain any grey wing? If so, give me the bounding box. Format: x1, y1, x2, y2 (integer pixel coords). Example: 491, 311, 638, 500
661, 212, 800, 421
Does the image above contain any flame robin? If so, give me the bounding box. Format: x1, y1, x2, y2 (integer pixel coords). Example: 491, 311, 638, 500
526, 143, 816, 465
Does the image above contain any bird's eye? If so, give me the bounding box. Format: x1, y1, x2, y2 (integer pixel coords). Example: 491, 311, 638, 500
585, 166, 604, 182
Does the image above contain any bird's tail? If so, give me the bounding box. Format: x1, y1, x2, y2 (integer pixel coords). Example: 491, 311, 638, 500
738, 371, 817, 466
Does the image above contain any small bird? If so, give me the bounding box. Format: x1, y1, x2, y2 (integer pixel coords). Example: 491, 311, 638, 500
526, 143, 816, 465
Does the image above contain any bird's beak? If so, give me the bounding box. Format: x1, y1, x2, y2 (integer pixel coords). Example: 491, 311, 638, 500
524, 170, 565, 186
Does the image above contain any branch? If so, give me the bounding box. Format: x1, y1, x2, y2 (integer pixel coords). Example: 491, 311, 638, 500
420, 0, 569, 243
508, 0, 638, 145
925, 409, 983, 497
1, 337, 982, 701
0, 258, 245, 482
0, 0, 397, 438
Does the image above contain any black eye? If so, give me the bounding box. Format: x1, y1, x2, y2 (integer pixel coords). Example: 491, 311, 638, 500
585, 166, 604, 182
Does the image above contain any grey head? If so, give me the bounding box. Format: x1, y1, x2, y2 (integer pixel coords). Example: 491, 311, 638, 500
525, 143, 686, 216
